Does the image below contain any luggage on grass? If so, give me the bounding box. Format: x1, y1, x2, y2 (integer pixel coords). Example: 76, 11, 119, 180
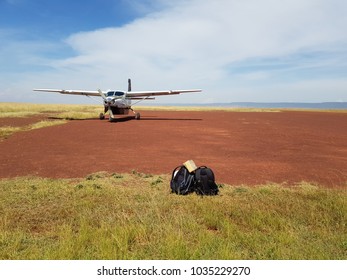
170, 165, 196, 195
170, 164, 219, 196
194, 166, 219, 196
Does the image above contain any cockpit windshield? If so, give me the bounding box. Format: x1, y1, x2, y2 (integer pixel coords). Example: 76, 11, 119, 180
106, 91, 125, 97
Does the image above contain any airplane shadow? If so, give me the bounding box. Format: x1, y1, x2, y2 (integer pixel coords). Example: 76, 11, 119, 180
48, 116, 98, 121
141, 117, 202, 121
111, 116, 202, 122
48, 116, 202, 122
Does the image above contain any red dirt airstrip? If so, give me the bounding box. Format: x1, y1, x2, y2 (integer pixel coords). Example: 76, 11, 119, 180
0, 110, 346, 188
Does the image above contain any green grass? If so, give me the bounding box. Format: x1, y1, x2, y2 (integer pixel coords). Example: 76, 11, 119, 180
0, 172, 345, 260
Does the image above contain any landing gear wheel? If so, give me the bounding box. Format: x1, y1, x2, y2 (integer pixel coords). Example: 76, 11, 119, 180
130, 108, 140, 120
99, 113, 105, 120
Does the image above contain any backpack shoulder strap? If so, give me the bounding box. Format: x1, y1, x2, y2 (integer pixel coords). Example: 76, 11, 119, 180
171, 165, 184, 180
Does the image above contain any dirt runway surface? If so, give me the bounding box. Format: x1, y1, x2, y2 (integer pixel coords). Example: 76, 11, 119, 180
1, 110, 346, 187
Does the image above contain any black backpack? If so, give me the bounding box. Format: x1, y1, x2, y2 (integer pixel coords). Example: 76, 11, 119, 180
170, 165, 219, 196
194, 166, 219, 196
170, 166, 195, 195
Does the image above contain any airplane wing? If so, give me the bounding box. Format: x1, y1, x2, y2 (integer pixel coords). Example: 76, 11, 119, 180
33, 89, 105, 97
125, 89, 201, 98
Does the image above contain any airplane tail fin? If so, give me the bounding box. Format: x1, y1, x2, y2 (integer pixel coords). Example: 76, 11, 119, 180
128, 78, 132, 92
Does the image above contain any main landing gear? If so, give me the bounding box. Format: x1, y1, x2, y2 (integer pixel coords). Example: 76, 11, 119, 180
99, 112, 113, 121
98, 110, 140, 121
131, 108, 141, 120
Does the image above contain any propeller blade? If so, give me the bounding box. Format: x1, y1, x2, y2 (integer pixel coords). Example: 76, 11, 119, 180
98, 89, 106, 100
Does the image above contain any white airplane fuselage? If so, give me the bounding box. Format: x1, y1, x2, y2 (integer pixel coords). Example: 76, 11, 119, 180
104, 91, 131, 116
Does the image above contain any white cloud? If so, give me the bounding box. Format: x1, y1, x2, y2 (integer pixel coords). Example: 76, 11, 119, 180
1, 0, 347, 104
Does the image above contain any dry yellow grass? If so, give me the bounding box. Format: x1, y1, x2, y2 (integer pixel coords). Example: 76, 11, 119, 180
1, 102, 346, 119
0, 102, 101, 118
0, 126, 22, 139
0, 120, 67, 140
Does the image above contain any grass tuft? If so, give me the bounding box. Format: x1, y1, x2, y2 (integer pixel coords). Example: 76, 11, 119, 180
0, 120, 67, 140
29, 120, 67, 130
0, 126, 22, 139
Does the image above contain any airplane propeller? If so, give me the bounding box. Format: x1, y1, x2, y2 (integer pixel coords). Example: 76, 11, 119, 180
98, 89, 115, 120
98, 89, 106, 101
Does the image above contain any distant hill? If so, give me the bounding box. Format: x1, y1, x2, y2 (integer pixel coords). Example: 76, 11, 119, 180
148, 102, 347, 109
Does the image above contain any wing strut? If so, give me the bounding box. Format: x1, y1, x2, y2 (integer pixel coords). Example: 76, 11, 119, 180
131, 96, 155, 106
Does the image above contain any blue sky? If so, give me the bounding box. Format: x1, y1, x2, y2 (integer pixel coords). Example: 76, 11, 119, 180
1, 0, 346, 104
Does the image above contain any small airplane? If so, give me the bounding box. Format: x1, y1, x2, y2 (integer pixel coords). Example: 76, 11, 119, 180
34, 79, 201, 121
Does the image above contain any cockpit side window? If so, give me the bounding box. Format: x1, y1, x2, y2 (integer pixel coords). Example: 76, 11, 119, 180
115, 91, 125, 96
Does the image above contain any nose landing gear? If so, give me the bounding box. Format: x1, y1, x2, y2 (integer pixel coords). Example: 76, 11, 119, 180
99, 108, 140, 121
